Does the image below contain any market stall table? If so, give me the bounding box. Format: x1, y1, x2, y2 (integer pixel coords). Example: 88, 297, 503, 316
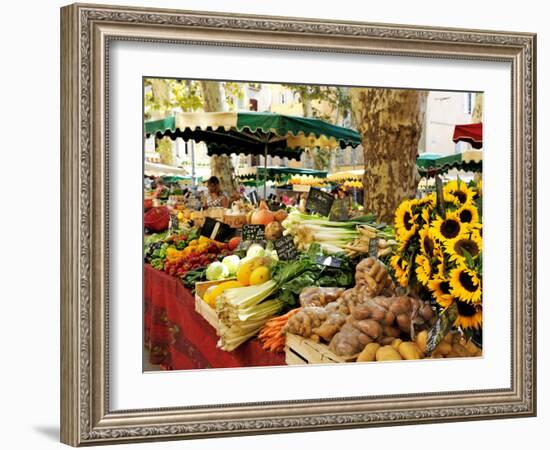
144, 264, 285, 369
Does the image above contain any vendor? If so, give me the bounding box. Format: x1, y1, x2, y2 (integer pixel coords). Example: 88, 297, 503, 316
203, 176, 229, 208
151, 178, 166, 199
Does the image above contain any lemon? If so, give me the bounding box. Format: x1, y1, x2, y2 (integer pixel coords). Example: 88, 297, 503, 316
249, 266, 270, 285
202, 285, 218, 306
237, 262, 253, 286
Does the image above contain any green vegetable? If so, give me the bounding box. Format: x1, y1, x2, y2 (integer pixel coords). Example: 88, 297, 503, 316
182, 268, 207, 290
150, 258, 164, 271
281, 210, 392, 254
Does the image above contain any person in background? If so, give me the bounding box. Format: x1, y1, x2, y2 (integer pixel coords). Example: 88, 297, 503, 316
332, 186, 346, 200
152, 178, 166, 199
203, 176, 229, 209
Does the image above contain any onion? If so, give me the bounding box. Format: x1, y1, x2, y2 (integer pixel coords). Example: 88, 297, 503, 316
250, 207, 275, 226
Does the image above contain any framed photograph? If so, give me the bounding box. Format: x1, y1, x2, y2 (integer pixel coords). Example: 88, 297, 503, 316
60, 3, 536, 446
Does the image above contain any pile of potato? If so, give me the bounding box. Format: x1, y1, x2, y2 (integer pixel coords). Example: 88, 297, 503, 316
357, 330, 481, 362
285, 257, 481, 362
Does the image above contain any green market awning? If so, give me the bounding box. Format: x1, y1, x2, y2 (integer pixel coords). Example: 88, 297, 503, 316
145, 111, 361, 161
416, 151, 482, 177
237, 166, 327, 180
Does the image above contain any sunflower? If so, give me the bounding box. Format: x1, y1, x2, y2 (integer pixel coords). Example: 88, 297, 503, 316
456, 203, 480, 229
450, 265, 482, 303
394, 201, 418, 238
473, 179, 482, 200
433, 246, 446, 278
427, 278, 454, 308
398, 227, 417, 253
454, 300, 482, 330
415, 254, 433, 286
444, 180, 474, 206
421, 207, 432, 226
431, 211, 467, 243
444, 231, 482, 264
419, 225, 437, 257
390, 255, 409, 287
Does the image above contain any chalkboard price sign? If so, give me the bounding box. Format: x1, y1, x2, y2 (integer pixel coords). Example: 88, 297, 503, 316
242, 224, 265, 242
305, 187, 334, 217
200, 217, 232, 242
273, 235, 299, 261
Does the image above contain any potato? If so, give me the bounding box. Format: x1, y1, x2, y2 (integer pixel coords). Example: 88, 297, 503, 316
378, 336, 396, 345
396, 313, 411, 332
383, 325, 401, 338
463, 340, 481, 356
443, 333, 454, 343
391, 338, 403, 349
398, 341, 424, 360
376, 345, 403, 361
389, 297, 411, 315
420, 304, 434, 321
415, 330, 428, 354
353, 319, 382, 339
436, 341, 452, 356
451, 343, 471, 358
357, 343, 380, 362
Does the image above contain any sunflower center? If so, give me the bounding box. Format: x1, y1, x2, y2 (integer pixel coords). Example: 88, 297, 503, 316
454, 191, 467, 204
440, 219, 461, 239
404, 211, 413, 230
456, 300, 477, 317
440, 280, 451, 295
454, 239, 480, 258
459, 270, 478, 292
459, 209, 473, 223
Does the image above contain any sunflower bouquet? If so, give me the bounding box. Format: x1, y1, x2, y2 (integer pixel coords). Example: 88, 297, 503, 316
389, 179, 483, 333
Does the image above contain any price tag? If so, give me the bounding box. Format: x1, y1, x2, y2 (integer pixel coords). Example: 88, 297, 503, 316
368, 237, 379, 257
314, 255, 343, 268
200, 217, 232, 241
273, 235, 298, 261
242, 224, 265, 242
305, 187, 334, 217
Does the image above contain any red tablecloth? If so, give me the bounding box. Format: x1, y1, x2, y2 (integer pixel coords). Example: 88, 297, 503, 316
144, 264, 286, 370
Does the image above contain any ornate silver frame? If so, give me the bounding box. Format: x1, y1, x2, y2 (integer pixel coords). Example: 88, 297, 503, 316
60, 3, 536, 446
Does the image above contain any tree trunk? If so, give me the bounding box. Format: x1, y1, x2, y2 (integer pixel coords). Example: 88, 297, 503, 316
350, 88, 427, 223
472, 93, 483, 123
200, 81, 239, 195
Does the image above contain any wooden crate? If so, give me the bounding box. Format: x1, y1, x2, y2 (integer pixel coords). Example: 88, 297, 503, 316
194, 278, 237, 330
285, 333, 357, 365
194, 280, 222, 329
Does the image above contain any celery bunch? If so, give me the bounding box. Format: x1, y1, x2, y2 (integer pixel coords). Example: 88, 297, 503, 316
216, 280, 284, 351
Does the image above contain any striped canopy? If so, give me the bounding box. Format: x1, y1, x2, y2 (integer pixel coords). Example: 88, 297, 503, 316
145, 111, 361, 161
416, 151, 482, 177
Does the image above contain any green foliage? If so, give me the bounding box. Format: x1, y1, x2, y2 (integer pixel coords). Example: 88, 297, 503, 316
224, 81, 245, 110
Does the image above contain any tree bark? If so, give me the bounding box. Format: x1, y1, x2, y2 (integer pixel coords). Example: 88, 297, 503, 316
350, 88, 427, 223
200, 81, 239, 195
472, 93, 483, 123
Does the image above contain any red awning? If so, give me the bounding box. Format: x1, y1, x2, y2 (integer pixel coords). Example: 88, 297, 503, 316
452, 122, 483, 149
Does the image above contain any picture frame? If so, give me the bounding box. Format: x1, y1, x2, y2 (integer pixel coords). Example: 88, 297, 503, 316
60, 2, 536, 446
